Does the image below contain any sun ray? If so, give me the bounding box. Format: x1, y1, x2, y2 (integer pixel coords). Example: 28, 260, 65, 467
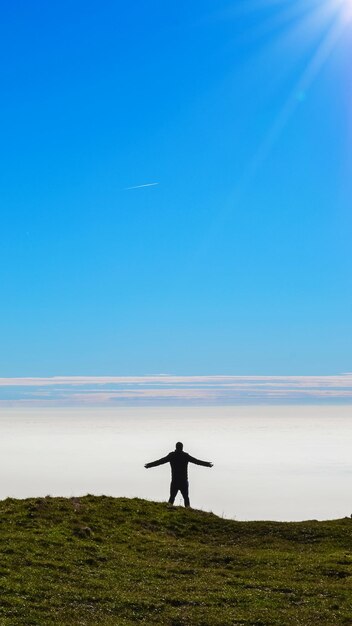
245, 10, 351, 182
195, 0, 352, 259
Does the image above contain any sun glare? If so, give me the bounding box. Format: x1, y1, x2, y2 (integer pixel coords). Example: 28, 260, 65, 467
335, 0, 352, 22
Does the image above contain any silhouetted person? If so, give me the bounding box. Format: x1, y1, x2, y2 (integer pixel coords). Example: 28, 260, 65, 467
144, 442, 213, 507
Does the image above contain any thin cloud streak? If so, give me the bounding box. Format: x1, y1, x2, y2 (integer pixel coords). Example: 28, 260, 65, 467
0, 374, 352, 387
124, 182, 159, 190
0, 375, 351, 406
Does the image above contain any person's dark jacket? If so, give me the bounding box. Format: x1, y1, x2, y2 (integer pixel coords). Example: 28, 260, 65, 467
145, 450, 211, 482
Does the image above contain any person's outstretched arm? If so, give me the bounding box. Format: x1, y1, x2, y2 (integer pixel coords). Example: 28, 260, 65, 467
188, 455, 213, 467
145, 454, 170, 469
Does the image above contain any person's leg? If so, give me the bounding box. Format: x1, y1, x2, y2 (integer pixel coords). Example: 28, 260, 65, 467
180, 481, 190, 508
169, 481, 178, 504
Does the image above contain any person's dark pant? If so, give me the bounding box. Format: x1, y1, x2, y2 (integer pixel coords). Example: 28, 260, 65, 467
169, 480, 190, 507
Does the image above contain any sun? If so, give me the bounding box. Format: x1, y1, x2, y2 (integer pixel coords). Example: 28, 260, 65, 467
336, 0, 352, 22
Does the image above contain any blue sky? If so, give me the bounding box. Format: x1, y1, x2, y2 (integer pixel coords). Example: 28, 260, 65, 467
1, 0, 351, 377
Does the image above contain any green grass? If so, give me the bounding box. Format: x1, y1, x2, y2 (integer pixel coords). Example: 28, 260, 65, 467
0, 496, 352, 625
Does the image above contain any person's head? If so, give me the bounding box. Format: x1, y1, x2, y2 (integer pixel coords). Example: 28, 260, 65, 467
175, 441, 183, 451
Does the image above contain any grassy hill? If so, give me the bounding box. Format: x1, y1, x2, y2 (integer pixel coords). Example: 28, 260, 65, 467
0, 496, 352, 625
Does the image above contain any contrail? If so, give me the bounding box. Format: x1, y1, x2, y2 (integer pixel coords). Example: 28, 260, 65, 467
124, 182, 159, 190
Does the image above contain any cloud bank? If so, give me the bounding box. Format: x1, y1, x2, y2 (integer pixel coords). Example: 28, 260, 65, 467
0, 374, 351, 406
